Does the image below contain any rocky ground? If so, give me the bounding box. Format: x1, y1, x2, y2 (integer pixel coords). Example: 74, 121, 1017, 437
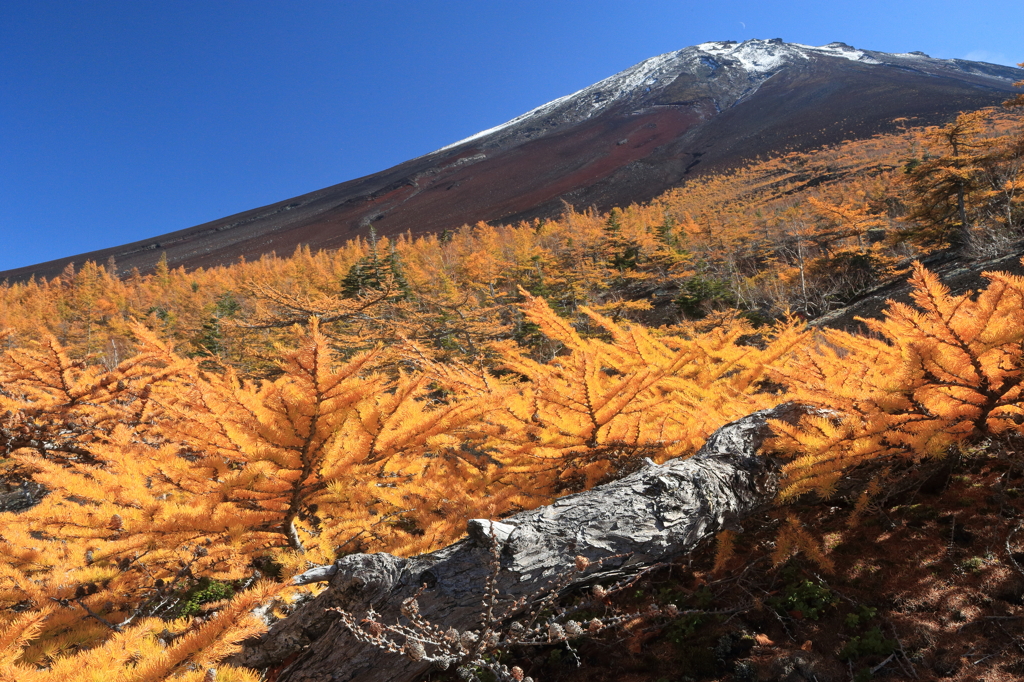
414, 439, 1024, 682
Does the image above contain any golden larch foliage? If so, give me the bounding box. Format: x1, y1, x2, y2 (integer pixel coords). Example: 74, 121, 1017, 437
771, 260, 1024, 499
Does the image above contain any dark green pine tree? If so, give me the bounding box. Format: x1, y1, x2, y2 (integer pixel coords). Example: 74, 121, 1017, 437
340, 227, 411, 298
385, 241, 412, 299
604, 208, 640, 272
655, 210, 677, 248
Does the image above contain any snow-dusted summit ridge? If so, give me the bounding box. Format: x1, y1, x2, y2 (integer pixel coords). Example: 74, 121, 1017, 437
695, 39, 881, 72
434, 39, 1021, 155
435, 50, 688, 152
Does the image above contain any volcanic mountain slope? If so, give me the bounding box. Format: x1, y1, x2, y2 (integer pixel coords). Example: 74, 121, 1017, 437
5, 39, 1021, 282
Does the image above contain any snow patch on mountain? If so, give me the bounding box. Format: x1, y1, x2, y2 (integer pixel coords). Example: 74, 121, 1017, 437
695, 39, 880, 72
436, 50, 686, 152
695, 40, 806, 73
799, 42, 882, 65
434, 93, 575, 153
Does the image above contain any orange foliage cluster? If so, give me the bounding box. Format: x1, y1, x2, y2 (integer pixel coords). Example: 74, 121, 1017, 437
772, 263, 1024, 499
1006, 63, 1024, 109
6, 257, 1024, 676
0, 291, 805, 676
1, 106, 1023, 678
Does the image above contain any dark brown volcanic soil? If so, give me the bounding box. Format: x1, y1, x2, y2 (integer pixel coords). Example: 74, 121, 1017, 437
814, 245, 1024, 334
3, 45, 1021, 283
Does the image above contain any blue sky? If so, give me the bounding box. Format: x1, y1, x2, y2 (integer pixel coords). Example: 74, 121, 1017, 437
1, 1, 1021, 272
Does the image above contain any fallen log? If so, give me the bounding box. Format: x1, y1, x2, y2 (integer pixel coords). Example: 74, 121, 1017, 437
232, 402, 807, 681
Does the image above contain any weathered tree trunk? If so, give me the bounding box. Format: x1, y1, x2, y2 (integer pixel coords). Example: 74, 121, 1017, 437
232, 403, 805, 682
0, 480, 46, 513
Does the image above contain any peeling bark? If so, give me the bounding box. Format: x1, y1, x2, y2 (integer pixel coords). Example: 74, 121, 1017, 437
231, 403, 806, 682
0, 479, 46, 513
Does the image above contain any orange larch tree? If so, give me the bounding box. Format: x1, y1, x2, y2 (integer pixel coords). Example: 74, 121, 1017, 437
771, 261, 1024, 500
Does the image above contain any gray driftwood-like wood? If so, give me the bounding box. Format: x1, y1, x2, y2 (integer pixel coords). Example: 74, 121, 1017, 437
232, 403, 806, 682
0, 480, 46, 513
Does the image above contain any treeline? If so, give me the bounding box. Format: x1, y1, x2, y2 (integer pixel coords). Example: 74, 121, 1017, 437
1, 108, 1021, 377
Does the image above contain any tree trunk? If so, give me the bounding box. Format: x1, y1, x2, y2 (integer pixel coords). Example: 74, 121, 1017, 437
231, 403, 807, 682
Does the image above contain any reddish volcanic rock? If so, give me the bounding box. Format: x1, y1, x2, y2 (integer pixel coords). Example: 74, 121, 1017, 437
3, 40, 1021, 282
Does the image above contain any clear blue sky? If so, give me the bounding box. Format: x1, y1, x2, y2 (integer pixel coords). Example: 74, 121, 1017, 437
2, 1, 1021, 272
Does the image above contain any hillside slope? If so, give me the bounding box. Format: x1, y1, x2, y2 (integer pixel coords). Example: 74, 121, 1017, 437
3, 39, 1020, 282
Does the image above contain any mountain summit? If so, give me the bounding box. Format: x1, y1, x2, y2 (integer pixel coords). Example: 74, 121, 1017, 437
5, 39, 1021, 281
438, 39, 1015, 151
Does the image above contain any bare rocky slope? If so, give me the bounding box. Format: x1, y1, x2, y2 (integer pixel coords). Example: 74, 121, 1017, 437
4, 39, 1021, 282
